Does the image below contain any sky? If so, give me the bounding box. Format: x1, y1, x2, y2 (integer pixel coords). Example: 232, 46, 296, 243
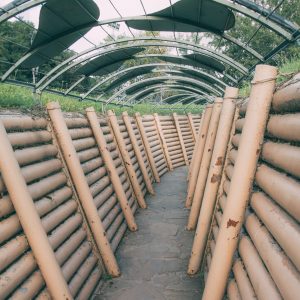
0, 0, 184, 53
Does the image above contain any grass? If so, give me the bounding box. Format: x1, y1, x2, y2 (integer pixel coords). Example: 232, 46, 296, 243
0, 83, 203, 116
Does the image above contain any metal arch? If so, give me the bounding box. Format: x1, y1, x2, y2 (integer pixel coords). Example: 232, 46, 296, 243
1, 1, 297, 84
77, 62, 229, 99
3, 35, 249, 84
35, 52, 244, 95
0, 14, 290, 82
1, 1, 295, 40
117, 83, 209, 106
125, 85, 205, 106
0, 0, 45, 24
106, 76, 220, 105
30, 38, 247, 91
83, 67, 225, 101
126, 85, 193, 104
107, 75, 222, 105
151, 70, 225, 93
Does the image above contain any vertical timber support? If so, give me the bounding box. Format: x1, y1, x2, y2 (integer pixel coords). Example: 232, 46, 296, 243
86, 107, 138, 232
153, 113, 173, 171
47, 102, 120, 277
173, 112, 189, 166
186, 106, 213, 207
187, 98, 223, 230
107, 110, 147, 209
187, 87, 238, 274
122, 112, 155, 195
0, 119, 73, 300
187, 113, 197, 142
203, 65, 277, 300
135, 112, 160, 183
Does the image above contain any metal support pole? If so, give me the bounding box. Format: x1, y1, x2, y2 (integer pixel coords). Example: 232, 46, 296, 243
122, 111, 155, 195
187, 87, 238, 274
46, 102, 120, 277
172, 113, 189, 166
185, 106, 212, 207
86, 107, 138, 232
135, 112, 160, 183
187, 98, 223, 230
187, 113, 197, 142
0, 120, 73, 299
107, 110, 147, 208
203, 65, 277, 300
153, 113, 173, 171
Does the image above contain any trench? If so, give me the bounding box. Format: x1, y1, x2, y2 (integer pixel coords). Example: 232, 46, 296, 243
0, 69, 300, 300
96, 166, 202, 300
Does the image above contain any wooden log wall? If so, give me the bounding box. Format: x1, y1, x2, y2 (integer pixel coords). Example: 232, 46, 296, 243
187, 67, 300, 300
0, 110, 200, 299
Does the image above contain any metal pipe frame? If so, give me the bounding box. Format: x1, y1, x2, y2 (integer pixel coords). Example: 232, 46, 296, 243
29, 39, 247, 92
1, 0, 296, 39
75, 63, 229, 99
108, 76, 219, 105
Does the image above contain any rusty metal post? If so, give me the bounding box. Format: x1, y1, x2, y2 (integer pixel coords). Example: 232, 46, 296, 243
86, 107, 138, 232
187, 87, 238, 274
187, 98, 223, 230
47, 102, 120, 277
187, 113, 197, 142
107, 110, 147, 208
0, 119, 73, 299
122, 111, 155, 195
135, 112, 160, 183
203, 65, 277, 300
153, 113, 173, 171
186, 106, 213, 207
172, 112, 189, 166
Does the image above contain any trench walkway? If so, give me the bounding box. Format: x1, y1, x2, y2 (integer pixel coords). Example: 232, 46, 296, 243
95, 166, 202, 299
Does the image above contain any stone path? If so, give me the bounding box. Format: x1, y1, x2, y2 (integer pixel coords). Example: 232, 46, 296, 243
95, 166, 203, 299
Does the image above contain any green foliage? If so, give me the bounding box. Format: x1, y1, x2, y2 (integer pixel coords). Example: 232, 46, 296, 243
239, 56, 300, 97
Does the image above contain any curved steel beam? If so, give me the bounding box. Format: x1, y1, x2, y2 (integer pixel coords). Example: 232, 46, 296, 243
117, 83, 207, 106
4, 36, 247, 85
31, 40, 247, 92
117, 83, 213, 106
1, 0, 296, 84
107, 75, 221, 105
0, 0, 45, 24
78, 62, 229, 99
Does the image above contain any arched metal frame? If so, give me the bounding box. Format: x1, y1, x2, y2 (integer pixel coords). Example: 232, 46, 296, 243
0, 0, 299, 107
116, 83, 214, 107
29, 38, 248, 92
122, 86, 197, 106
107, 75, 221, 105
77, 62, 229, 100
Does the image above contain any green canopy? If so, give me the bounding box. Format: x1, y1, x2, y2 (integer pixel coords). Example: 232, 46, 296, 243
75, 47, 145, 76
126, 0, 235, 34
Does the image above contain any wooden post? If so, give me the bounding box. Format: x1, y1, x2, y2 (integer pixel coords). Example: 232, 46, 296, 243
86, 107, 138, 232
107, 110, 147, 208
187, 113, 197, 142
173, 112, 189, 166
122, 111, 155, 195
185, 106, 213, 207
47, 102, 120, 277
153, 113, 173, 171
135, 112, 160, 183
187, 87, 238, 274
0, 118, 73, 299
187, 98, 223, 230
203, 65, 277, 300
